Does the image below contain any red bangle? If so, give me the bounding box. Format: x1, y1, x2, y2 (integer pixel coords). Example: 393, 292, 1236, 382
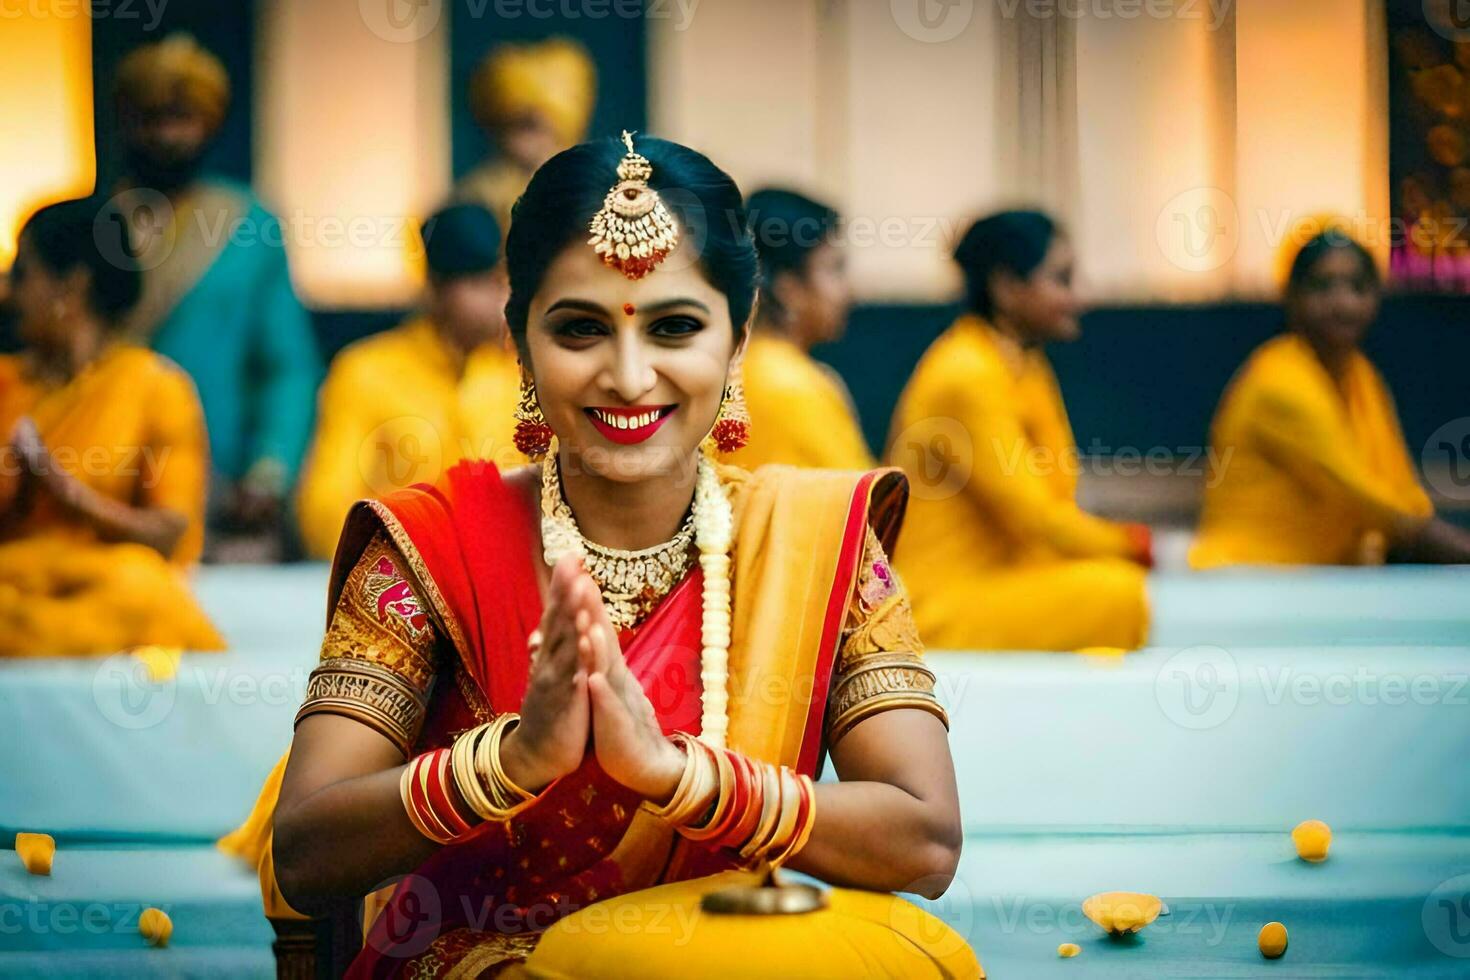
426, 750, 474, 837
720, 755, 770, 854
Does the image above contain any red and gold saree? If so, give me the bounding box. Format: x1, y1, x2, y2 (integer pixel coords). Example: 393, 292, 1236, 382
224, 457, 961, 978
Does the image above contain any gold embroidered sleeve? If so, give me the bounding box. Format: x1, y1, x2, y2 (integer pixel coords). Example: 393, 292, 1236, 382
826, 525, 948, 744
296, 530, 440, 755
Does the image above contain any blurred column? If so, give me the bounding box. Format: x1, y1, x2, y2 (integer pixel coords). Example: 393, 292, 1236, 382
1072, 2, 1236, 302
650, 0, 1002, 301
0, 7, 95, 269
256, 0, 450, 308
1232, 0, 1388, 294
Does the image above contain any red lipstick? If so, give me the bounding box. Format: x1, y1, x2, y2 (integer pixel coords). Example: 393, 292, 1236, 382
584, 405, 676, 445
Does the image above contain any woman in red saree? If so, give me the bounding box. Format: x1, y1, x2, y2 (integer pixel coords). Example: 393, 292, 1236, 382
233, 135, 970, 977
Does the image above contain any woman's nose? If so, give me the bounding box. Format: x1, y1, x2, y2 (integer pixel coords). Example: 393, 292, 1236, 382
601, 333, 658, 403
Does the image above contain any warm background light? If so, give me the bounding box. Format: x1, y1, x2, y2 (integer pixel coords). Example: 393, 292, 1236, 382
255, 0, 450, 309
652, 0, 1388, 304
0, 9, 96, 270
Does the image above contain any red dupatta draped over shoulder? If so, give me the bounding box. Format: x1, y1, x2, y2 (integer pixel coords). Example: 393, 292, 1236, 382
336, 459, 908, 978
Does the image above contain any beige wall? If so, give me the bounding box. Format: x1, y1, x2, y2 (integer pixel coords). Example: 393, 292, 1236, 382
256, 0, 450, 308
0, 12, 95, 269
1233, 0, 1388, 294
650, 0, 1388, 303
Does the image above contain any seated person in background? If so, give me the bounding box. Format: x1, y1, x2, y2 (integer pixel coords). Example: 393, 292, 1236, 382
1191, 228, 1470, 567
296, 203, 520, 560
112, 34, 321, 557
888, 210, 1152, 651
731, 188, 874, 470
457, 37, 596, 231
0, 199, 222, 656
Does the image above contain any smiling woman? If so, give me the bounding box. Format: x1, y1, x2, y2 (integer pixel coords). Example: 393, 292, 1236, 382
229, 133, 975, 978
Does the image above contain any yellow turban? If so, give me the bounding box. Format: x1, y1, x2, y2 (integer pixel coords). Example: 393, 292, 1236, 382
114, 33, 231, 134
469, 38, 596, 147
1274, 213, 1360, 291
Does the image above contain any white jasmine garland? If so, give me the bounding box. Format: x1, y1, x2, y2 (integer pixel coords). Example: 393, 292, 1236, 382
538, 442, 733, 748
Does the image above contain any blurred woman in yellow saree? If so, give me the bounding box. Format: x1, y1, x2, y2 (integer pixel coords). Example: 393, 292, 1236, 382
1192, 228, 1470, 567
0, 199, 221, 656
229, 136, 973, 978
889, 211, 1152, 652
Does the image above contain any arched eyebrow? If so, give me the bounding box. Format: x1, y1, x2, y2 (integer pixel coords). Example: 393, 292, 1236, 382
545, 297, 712, 318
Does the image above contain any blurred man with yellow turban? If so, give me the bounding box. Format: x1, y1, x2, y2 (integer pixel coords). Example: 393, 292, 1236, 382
296, 204, 521, 560
458, 37, 597, 229
889, 211, 1152, 652
1192, 228, 1470, 567
732, 188, 873, 471
113, 34, 320, 558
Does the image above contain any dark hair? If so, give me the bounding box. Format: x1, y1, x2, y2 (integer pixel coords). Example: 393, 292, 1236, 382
953, 210, 1058, 319
504, 135, 757, 348
421, 202, 501, 281
17, 197, 143, 324
746, 187, 839, 317
1286, 228, 1379, 296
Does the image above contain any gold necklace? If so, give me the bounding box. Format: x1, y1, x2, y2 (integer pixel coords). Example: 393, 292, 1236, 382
539, 457, 696, 630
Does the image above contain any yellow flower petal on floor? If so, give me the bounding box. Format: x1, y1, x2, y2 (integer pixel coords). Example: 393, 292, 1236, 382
1057, 942, 1081, 957
1292, 819, 1332, 862
14, 833, 54, 875
1082, 892, 1162, 935
1258, 921, 1288, 958
132, 646, 183, 683
139, 907, 172, 947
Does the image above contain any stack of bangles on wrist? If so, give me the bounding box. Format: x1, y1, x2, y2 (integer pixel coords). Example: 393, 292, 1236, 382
644, 732, 817, 868
399, 713, 537, 845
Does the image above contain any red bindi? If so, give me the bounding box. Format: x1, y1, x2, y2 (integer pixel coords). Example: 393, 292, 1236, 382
622, 303, 636, 317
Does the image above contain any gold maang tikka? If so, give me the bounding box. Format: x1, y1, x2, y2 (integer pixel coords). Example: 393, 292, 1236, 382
588, 130, 680, 279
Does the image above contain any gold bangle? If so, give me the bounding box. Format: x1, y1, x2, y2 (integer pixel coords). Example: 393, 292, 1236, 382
739, 763, 783, 862
450, 723, 495, 820
644, 734, 718, 827
770, 773, 817, 867
680, 743, 736, 841
487, 716, 536, 806
471, 714, 535, 819
762, 769, 803, 866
